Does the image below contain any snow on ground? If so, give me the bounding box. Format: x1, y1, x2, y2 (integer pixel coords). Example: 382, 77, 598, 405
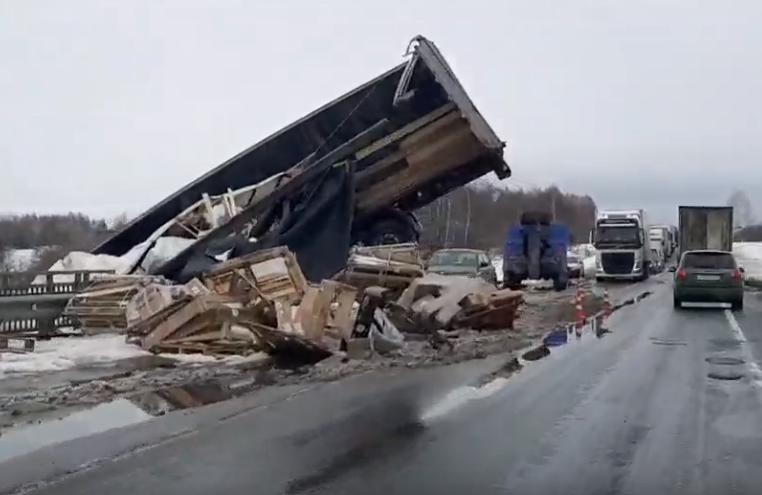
0, 335, 149, 378
0, 334, 271, 379
2, 248, 39, 271
582, 256, 597, 278
733, 242, 762, 282
491, 256, 503, 284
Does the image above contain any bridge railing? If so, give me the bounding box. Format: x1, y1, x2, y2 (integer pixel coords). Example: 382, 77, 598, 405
0, 270, 115, 335
0, 270, 114, 297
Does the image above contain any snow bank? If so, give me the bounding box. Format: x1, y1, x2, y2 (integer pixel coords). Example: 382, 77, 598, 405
140, 236, 195, 273
2, 248, 39, 271
0, 334, 260, 378
0, 335, 149, 378
491, 256, 503, 284
733, 242, 762, 282
34, 241, 151, 283
582, 256, 597, 278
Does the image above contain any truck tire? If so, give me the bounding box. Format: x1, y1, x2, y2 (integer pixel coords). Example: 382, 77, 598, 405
360, 215, 419, 246
520, 211, 552, 226
526, 232, 541, 280
504, 273, 522, 290
640, 262, 650, 281
553, 275, 568, 291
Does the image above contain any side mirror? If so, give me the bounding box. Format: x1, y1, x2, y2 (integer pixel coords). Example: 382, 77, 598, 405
739, 267, 745, 273
668, 266, 677, 273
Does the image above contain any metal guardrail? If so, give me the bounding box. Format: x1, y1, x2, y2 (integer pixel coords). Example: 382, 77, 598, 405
0, 270, 114, 335
0, 270, 113, 297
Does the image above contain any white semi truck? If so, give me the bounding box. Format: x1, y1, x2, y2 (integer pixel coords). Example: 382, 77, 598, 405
594, 209, 651, 281
649, 225, 671, 259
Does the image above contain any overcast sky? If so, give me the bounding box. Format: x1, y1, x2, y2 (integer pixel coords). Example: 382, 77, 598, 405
3, 0, 762, 225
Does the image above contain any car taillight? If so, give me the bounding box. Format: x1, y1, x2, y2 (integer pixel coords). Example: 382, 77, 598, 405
677, 269, 688, 281
733, 269, 743, 281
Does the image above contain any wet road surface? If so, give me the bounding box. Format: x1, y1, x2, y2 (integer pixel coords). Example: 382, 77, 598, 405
3, 276, 762, 494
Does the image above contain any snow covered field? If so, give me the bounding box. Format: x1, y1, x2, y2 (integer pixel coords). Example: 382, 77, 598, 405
1, 248, 39, 271
733, 242, 762, 282
0, 335, 148, 378
0, 334, 267, 380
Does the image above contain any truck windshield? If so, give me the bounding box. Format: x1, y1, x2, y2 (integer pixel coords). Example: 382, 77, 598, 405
595, 226, 641, 247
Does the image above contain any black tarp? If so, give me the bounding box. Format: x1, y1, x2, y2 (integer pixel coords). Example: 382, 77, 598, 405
176, 164, 354, 283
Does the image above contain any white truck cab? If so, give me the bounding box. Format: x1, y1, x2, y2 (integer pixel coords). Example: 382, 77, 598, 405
594, 209, 650, 281
649, 226, 671, 259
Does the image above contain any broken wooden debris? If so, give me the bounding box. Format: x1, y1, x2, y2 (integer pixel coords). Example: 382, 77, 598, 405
64, 275, 171, 333
203, 246, 307, 302
337, 243, 424, 294
124, 246, 353, 362
0, 336, 35, 353
391, 273, 523, 332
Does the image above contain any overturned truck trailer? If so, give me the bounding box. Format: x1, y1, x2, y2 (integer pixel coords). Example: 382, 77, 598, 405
94, 36, 510, 281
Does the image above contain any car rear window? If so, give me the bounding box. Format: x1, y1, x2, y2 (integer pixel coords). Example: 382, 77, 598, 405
682, 252, 736, 269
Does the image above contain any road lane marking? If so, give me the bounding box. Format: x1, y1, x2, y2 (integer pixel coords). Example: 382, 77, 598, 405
723, 310, 762, 388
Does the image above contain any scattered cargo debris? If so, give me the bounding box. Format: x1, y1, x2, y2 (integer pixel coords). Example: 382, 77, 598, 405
64, 275, 170, 333
337, 243, 424, 294
0, 336, 35, 353
122, 247, 347, 363
389, 273, 523, 333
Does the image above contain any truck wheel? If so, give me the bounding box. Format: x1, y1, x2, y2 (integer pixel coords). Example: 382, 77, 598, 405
359, 215, 419, 246
553, 276, 568, 291
640, 262, 650, 281
504, 274, 522, 290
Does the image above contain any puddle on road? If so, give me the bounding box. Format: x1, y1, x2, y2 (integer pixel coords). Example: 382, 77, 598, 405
650, 337, 688, 346
706, 357, 745, 366
128, 381, 238, 416
0, 376, 266, 462
708, 371, 744, 381
709, 338, 745, 350
0, 399, 151, 463
419, 376, 510, 423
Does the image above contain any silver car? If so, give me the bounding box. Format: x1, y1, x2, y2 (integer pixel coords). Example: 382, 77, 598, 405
427, 248, 498, 285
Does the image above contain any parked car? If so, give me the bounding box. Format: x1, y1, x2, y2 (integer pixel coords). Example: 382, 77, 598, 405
567, 253, 583, 278
427, 248, 498, 285
672, 250, 744, 310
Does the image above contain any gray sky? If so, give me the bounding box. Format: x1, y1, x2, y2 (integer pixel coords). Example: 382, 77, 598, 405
2, 0, 762, 225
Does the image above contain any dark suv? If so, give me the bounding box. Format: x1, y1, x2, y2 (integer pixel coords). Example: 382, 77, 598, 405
673, 250, 744, 310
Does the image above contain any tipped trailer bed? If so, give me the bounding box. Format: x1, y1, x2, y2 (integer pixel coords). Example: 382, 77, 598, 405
94, 36, 510, 280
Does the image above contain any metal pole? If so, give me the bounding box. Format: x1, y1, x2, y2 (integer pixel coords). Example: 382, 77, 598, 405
464, 188, 471, 246
444, 197, 452, 248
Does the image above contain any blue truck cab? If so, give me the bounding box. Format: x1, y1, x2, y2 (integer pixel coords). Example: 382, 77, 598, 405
503, 222, 571, 291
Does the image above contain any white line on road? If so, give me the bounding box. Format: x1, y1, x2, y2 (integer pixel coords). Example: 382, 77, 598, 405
724, 310, 762, 388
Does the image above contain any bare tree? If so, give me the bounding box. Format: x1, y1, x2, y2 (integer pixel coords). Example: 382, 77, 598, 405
727, 190, 755, 228
417, 184, 597, 250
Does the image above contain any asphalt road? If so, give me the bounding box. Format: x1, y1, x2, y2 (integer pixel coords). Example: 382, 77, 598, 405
4, 275, 762, 494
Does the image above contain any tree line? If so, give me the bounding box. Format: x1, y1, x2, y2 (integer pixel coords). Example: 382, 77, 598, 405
416, 184, 597, 251
0, 213, 125, 271
0, 213, 116, 252
0, 184, 598, 270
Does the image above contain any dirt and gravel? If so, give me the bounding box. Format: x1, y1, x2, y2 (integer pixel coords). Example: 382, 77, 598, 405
0, 283, 609, 434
